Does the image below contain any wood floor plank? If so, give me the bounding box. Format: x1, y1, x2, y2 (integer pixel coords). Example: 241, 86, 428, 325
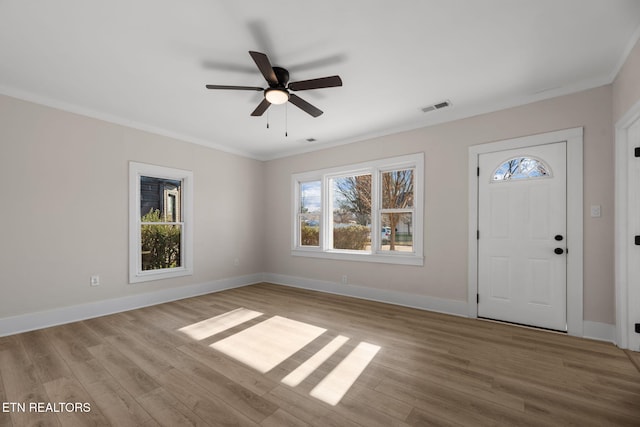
335, 392, 413, 427
177, 342, 278, 396
65, 358, 157, 427
405, 406, 467, 427
87, 343, 160, 398
41, 377, 110, 427
18, 330, 74, 384
257, 408, 309, 427
377, 374, 535, 426
167, 354, 279, 424
81, 313, 129, 340
154, 368, 259, 427
0, 335, 60, 427
0, 283, 639, 426
626, 348, 640, 373
46, 323, 99, 365
264, 385, 361, 427
103, 332, 173, 378
352, 370, 478, 420
0, 368, 13, 427
136, 388, 210, 427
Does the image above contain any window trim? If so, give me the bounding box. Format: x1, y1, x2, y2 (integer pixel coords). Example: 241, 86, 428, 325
129, 162, 194, 283
291, 153, 424, 266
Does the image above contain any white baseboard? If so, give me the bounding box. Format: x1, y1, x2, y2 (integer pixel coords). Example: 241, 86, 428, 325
582, 320, 616, 344
0, 273, 264, 337
263, 273, 469, 317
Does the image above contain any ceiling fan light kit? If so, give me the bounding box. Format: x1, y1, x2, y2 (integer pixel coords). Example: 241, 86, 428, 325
206, 51, 342, 118
265, 88, 290, 105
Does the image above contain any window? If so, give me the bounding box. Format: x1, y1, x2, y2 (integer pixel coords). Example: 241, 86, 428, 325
492, 157, 550, 181
292, 153, 423, 265
129, 162, 193, 283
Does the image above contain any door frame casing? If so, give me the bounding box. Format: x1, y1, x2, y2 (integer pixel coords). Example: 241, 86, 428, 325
468, 127, 584, 336
615, 100, 640, 350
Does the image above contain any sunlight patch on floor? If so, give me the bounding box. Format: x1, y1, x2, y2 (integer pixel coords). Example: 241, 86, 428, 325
309, 341, 381, 406
181, 308, 382, 405
177, 307, 263, 340
281, 335, 349, 387
210, 316, 326, 373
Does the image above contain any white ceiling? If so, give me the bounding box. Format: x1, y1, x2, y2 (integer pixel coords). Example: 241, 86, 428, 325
1, 1, 640, 160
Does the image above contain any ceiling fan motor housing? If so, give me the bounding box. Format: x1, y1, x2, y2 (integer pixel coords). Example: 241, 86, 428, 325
272, 67, 290, 87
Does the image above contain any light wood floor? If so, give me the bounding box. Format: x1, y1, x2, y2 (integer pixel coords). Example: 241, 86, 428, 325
1, 283, 639, 426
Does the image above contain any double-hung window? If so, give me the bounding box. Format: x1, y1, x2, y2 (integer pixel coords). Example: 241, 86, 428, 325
292, 153, 423, 265
129, 162, 193, 283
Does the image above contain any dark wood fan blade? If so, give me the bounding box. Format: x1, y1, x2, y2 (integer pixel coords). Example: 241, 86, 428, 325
206, 84, 263, 91
251, 98, 271, 116
289, 94, 323, 117
288, 75, 342, 91
249, 51, 278, 86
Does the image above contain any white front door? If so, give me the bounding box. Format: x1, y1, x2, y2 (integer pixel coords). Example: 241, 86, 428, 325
478, 142, 567, 331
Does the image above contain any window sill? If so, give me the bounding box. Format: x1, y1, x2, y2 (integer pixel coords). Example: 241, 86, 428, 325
291, 249, 424, 266
129, 267, 192, 284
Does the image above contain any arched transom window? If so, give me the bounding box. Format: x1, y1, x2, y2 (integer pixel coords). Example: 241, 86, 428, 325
492, 157, 551, 182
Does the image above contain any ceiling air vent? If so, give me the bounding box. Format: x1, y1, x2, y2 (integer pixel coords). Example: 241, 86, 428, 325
305, 138, 317, 142
422, 100, 451, 113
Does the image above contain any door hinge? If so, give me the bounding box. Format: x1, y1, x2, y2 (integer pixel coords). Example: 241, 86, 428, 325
477, 230, 480, 240
635, 147, 640, 158
477, 167, 480, 176
477, 293, 479, 304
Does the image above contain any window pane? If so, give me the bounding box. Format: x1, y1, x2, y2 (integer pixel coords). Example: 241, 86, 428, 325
141, 224, 182, 270
382, 169, 414, 209
300, 181, 321, 214
380, 213, 413, 252
332, 175, 371, 250
492, 157, 550, 181
140, 176, 182, 221
299, 181, 321, 247
300, 214, 320, 246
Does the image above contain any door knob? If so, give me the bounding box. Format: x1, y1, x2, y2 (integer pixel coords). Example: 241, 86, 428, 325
554, 235, 563, 241
554, 248, 564, 255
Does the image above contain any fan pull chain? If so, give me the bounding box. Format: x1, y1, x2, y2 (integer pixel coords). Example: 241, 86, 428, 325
266, 110, 270, 129
285, 103, 288, 137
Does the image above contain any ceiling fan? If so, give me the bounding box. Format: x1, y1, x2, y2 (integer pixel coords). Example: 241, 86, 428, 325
206, 51, 342, 118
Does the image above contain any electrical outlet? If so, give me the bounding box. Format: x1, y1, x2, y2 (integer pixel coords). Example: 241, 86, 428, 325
234, 258, 240, 266
341, 275, 348, 285
90, 275, 100, 287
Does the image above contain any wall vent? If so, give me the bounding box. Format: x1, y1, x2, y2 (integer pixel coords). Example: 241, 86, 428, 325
306, 138, 317, 142
422, 100, 451, 113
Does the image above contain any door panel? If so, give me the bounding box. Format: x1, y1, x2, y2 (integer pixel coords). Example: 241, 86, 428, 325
478, 142, 567, 331
489, 256, 510, 299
